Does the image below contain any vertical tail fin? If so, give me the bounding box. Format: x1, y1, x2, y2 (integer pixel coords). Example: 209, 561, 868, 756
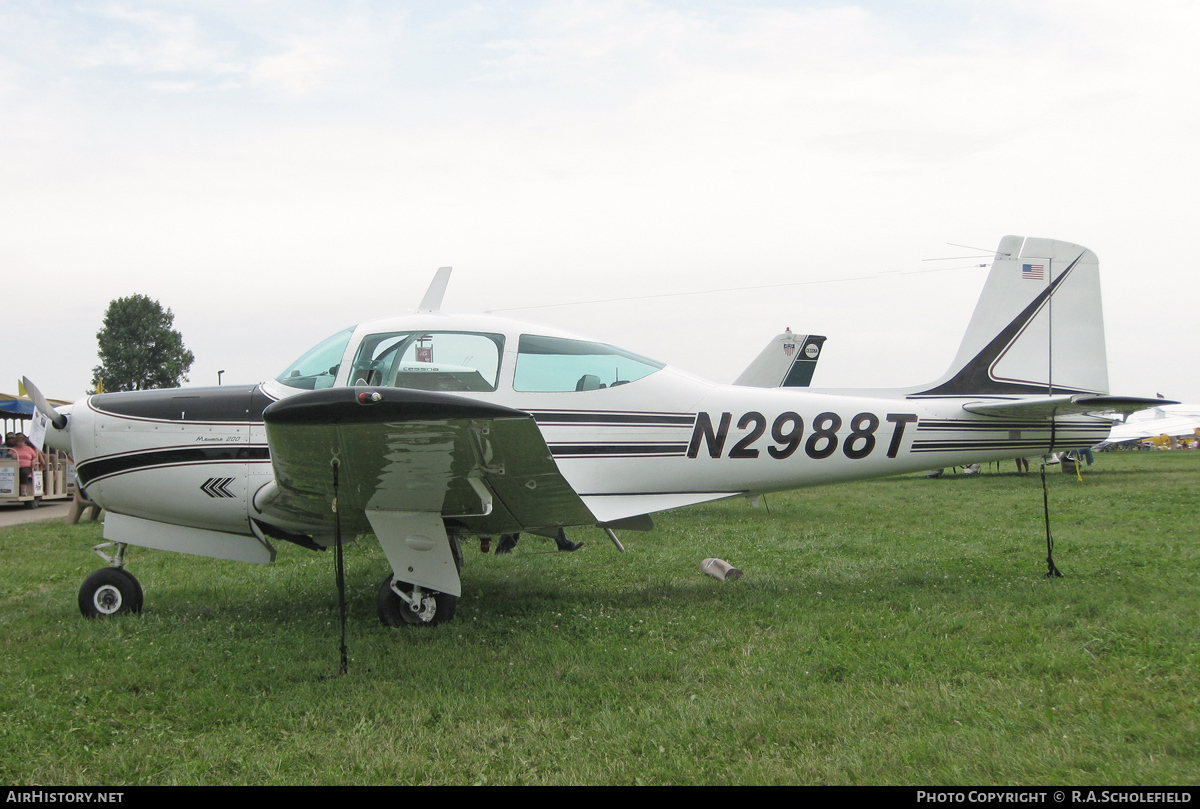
734, 330, 826, 388
912, 236, 1108, 397
418, 267, 453, 313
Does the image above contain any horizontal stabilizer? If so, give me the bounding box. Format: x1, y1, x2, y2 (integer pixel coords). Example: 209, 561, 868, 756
963, 395, 1176, 421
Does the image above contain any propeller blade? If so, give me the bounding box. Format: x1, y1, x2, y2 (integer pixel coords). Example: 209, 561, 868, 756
21, 376, 67, 430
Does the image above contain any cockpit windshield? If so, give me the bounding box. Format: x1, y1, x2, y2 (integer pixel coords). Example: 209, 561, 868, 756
275, 327, 355, 390
514, 334, 664, 392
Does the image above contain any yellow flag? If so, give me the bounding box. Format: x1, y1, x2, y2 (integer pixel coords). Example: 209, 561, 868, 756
96, 379, 103, 394
18, 379, 26, 397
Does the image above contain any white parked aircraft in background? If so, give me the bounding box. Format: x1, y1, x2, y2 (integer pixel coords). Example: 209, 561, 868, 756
1102, 403, 1200, 447
31, 236, 1165, 627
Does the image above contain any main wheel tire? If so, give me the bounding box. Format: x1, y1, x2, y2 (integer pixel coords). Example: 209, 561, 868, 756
79, 568, 143, 618
376, 575, 456, 627
109, 568, 144, 612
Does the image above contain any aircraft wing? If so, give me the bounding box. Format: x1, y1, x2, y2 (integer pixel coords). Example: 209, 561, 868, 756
258, 388, 596, 536
961, 395, 1176, 421
1106, 416, 1200, 442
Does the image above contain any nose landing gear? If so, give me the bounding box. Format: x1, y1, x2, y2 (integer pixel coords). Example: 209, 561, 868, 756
78, 541, 143, 618
79, 567, 143, 618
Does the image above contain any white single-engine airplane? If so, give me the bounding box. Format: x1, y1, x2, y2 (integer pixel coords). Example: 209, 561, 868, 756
1101, 403, 1200, 447
31, 236, 1164, 627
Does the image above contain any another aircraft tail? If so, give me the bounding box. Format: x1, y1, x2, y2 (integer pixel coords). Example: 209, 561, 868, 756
733, 330, 826, 388
911, 236, 1108, 398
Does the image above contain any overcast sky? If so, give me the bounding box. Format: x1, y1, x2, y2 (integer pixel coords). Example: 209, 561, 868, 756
3, 1, 1197, 404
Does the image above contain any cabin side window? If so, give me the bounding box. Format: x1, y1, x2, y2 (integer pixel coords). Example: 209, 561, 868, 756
348, 332, 504, 392
513, 334, 664, 392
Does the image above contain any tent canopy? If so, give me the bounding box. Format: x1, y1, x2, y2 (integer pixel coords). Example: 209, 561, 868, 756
0, 398, 34, 418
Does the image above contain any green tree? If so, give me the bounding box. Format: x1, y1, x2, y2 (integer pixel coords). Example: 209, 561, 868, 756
92, 295, 195, 392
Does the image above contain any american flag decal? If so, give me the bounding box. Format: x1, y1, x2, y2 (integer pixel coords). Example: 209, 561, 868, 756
1022, 262, 1045, 281
783, 343, 796, 357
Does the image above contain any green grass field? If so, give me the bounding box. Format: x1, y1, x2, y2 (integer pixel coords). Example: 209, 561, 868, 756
2, 452, 1197, 785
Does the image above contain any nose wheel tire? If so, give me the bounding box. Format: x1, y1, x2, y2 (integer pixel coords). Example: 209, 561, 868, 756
79, 568, 144, 618
377, 575, 456, 627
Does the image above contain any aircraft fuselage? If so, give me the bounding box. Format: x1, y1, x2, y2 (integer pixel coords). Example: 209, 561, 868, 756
65, 338, 1112, 557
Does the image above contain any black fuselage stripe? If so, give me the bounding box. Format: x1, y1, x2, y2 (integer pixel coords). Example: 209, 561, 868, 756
78, 447, 272, 486
918, 420, 1106, 430
551, 444, 689, 456
911, 439, 1108, 452
580, 490, 739, 497
532, 412, 696, 425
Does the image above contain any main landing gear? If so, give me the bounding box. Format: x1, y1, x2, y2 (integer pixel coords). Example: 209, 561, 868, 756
376, 576, 456, 626
375, 533, 462, 627
78, 542, 143, 619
